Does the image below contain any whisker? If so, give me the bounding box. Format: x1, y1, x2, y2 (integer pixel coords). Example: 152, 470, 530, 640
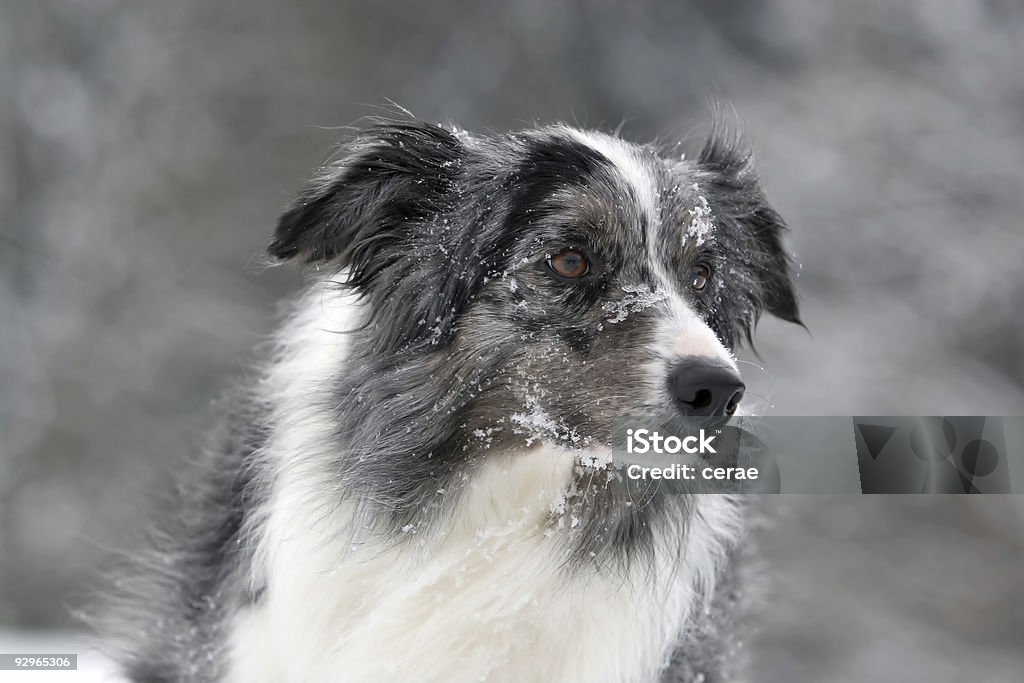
735, 358, 772, 380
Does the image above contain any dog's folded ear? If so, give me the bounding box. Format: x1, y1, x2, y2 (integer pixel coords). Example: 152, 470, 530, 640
737, 202, 802, 326
269, 120, 463, 286
698, 131, 802, 327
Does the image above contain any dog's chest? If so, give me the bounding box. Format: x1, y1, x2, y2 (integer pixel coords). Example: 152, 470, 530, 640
223, 446, 743, 683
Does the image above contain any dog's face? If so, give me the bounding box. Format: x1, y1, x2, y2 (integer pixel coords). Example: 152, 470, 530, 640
271, 121, 799, 465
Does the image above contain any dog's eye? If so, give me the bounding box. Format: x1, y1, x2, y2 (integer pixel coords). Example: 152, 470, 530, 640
547, 249, 590, 279
690, 263, 711, 291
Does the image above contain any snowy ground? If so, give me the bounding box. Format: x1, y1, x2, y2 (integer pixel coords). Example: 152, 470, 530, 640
0, 631, 121, 683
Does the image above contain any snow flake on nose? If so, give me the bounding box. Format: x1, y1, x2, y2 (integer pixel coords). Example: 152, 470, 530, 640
684, 185, 714, 247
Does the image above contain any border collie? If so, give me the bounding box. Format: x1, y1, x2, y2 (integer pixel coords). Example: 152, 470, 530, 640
100, 119, 800, 682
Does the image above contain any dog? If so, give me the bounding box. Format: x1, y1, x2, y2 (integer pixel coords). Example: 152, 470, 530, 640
99, 119, 800, 682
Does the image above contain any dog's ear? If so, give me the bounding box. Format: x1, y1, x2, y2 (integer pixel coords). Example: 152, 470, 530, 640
734, 201, 801, 325
269, 121, 463, 288
698, 131, 802, 326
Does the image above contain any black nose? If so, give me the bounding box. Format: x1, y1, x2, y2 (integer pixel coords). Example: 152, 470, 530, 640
667, 358, 745, 417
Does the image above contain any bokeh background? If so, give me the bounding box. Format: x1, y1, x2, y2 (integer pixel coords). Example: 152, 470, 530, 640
1, 1, 1022, 681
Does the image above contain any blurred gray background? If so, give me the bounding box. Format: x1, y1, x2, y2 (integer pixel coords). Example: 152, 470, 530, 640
1, 1, 1022, 681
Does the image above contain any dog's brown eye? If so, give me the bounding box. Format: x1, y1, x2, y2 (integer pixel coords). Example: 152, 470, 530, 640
548, 249, 590, 279
690, 263, 711, 291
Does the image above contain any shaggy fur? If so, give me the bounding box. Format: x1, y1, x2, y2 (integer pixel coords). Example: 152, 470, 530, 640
98, 119, 800, 682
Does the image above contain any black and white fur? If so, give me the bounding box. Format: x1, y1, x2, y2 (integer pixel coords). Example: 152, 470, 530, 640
100, 119, 800, 682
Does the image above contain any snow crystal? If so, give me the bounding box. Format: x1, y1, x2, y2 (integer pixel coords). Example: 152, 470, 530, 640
450, 126, 474, 143
684, 186, 715, 246
549, 493, 567, 516
601, 284, 669, 323
510, 395, 581, 447
577, 449, 613, 469
471, 425, 501, 448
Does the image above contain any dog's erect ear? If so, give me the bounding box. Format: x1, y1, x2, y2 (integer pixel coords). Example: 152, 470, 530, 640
698, 130, 802, 326
269, 121, 463, 287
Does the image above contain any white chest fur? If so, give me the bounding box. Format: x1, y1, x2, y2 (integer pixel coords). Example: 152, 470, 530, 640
227, 447, 740, 683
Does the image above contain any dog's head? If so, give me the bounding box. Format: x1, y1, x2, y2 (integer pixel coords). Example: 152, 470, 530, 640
271, 120, 799, 461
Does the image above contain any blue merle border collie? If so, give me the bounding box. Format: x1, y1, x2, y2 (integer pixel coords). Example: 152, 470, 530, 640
100, 118, 800, 682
